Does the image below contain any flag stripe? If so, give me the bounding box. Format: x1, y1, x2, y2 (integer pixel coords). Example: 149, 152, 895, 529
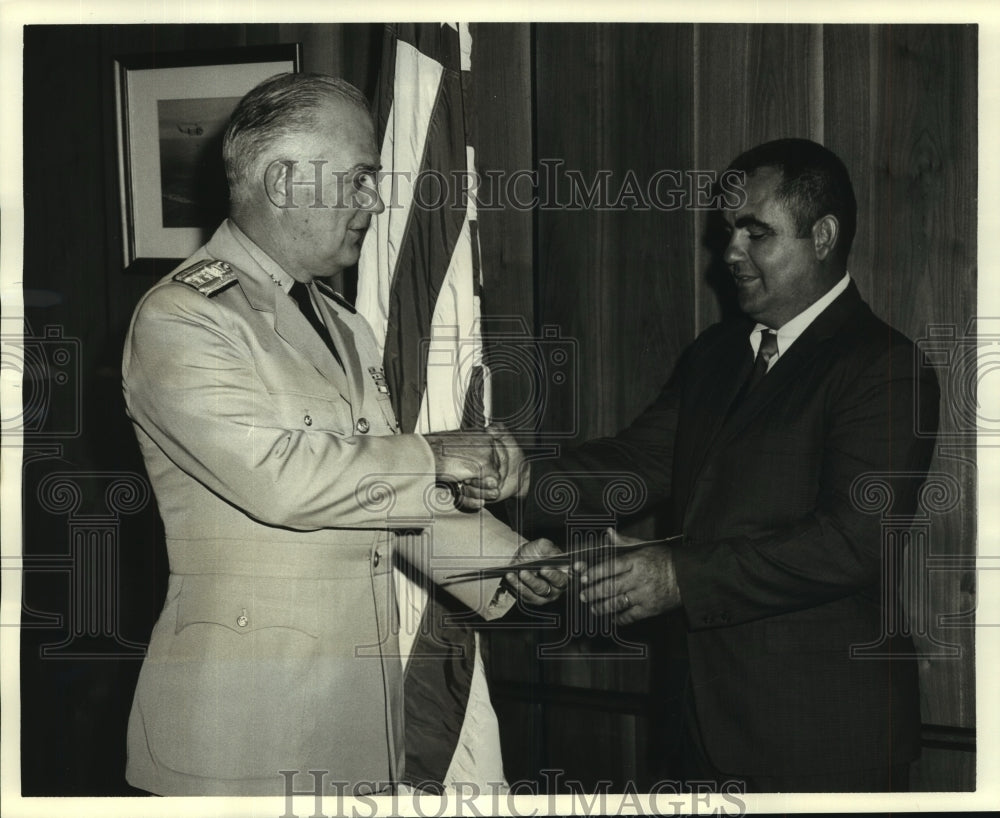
460, 53, 476, 149
392, 22, 462, 70
357, 39, 443, 353
417, 218, 480, 434
371, 30, 398, 151
399, 587, 478, 789
382, 40, 469, 431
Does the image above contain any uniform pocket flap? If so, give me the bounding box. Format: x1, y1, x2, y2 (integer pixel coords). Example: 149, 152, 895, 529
267, 389, 352, 434
176, 574, 320, 637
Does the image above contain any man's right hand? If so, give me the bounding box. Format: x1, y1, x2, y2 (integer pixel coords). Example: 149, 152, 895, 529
457, 424, 529, 511
425, 424, 529, 511
424, 427, 504, 494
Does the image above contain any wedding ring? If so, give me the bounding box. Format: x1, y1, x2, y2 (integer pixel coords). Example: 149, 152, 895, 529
622, 592, 632, 609
540, 583, 553, 597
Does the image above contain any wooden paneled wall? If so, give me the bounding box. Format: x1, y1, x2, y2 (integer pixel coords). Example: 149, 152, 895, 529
825, 23, 978, 742
470, 23, 536, 431
533, 24, 697, 439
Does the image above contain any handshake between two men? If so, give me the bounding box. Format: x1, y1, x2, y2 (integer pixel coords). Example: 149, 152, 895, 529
424, 425, 681, 622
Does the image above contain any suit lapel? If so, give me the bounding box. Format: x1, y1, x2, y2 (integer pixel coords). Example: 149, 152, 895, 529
696, 281, 867, 466
693, 329, 753, 457
673, 322, 754, 511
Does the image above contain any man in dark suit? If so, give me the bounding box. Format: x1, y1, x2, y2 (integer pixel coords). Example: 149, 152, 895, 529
479, 138, 940, 791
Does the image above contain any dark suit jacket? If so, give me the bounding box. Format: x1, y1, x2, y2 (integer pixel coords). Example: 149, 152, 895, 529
530, 281, 939, 778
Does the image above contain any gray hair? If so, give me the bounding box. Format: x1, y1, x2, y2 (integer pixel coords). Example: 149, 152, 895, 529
223, 72, 372, 207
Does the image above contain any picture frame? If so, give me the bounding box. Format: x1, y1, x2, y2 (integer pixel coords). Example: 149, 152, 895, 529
114, 44, 302, 275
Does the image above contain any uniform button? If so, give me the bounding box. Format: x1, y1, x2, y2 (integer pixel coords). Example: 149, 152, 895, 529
356, 417, 370, 434
237, 612, 249, 628
372, 551, 381, 567
304, 414, 313, 426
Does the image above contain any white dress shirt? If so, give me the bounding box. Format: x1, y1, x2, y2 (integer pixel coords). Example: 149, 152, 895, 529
749, 272, 851, 371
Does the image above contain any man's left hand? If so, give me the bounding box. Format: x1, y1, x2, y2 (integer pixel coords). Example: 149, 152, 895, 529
504, 537, 569, 605
574, 529, 682, 625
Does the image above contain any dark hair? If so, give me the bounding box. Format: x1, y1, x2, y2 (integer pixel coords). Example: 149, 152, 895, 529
728, 138, 857, 263
223, 72, 371, 206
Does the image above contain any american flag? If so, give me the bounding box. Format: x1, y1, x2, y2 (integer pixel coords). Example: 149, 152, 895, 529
358, 22, 488, 435
357, 22, 500, 790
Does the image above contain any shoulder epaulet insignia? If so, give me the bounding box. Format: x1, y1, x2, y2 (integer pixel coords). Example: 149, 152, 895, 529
173, 259, 239, 297
315, 280, 357, 314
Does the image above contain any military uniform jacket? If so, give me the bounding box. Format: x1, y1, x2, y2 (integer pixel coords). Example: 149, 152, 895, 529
123, 220, 521, 795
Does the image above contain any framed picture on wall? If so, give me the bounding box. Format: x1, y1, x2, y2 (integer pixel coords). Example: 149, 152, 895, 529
114, 44, 302, 274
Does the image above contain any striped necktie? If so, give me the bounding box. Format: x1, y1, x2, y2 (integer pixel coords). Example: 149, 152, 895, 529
745, 329, 778, 393
729, 329, 778, 414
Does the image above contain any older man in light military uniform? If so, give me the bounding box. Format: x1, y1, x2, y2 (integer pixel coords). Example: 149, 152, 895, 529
122, 72, 563, 797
